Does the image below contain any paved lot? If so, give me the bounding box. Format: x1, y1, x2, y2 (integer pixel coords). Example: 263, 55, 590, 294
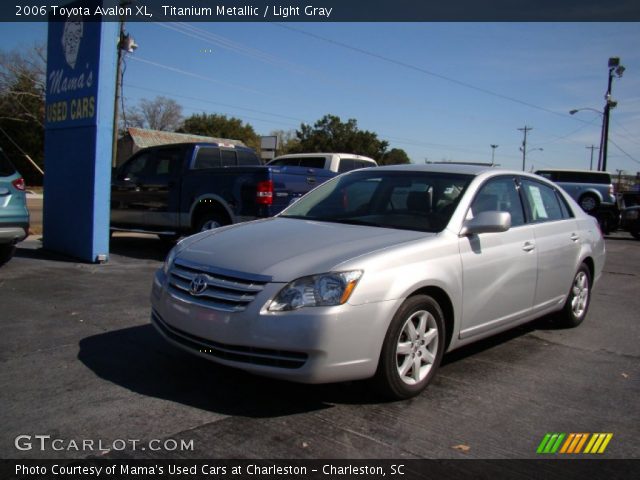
0, 232, 638, 460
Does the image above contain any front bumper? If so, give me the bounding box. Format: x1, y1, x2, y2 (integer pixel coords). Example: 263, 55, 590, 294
150, 268, 398, 384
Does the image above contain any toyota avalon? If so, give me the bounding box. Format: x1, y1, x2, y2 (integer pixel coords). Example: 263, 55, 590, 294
150, 164, 605, 399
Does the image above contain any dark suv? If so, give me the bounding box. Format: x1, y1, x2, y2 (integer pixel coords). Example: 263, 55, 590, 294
0, 149, 29, 266
535, 169, 616, 213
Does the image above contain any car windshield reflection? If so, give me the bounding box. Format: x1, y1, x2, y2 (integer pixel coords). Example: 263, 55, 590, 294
280, 171, 473, 233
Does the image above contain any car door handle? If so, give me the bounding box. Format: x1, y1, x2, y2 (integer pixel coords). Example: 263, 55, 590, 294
306, 177, 316, 185
522, 242, 536, 252
570, 233, 580, 242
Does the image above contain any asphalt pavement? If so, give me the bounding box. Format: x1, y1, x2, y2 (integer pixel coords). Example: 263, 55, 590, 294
0, 232, 638, 461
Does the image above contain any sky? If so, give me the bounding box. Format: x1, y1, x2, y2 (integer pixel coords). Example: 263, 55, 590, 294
2, 20, 640, 173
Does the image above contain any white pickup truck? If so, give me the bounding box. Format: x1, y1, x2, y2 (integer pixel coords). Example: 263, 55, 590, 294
267, 153, 377, 173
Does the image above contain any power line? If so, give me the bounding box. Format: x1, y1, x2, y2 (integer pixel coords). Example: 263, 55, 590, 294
129, 56, 275, 98
124, 84, 306, 123
609, 138, 640, 165
274, 24, 574, 121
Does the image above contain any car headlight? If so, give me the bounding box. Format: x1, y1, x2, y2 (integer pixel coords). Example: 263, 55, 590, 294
268, 271, 363, 312
162, 245, 179, 275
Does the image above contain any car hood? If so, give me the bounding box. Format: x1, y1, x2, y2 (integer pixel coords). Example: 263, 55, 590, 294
176, 217, 431, 282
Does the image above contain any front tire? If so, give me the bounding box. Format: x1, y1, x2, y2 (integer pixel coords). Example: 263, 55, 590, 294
556, 263, 591, 328
373, 295, 445, 400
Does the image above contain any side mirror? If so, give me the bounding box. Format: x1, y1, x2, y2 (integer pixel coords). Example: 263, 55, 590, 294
460, 211, 511, 236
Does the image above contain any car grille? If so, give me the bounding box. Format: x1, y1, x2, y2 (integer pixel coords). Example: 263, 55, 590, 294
152, 310, 307, 369
168, 259, 269, 312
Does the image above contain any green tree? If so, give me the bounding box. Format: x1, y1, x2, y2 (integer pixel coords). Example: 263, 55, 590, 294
291, 114, 389, 161
0, 44, 46, 185
179, 113, 260, 151
380, 148, 411, 165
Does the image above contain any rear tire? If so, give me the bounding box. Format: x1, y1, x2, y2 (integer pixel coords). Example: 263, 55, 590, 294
373, 295, 445, 400
195, 212, 228, 233
579, 193, 599, 213
555, 263, 591, 328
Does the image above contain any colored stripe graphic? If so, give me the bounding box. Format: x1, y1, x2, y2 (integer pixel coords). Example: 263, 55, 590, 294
538, 433, 613, 454
584, 433, 614, 454
560, 433, 588, 453
537, 433, 565, 454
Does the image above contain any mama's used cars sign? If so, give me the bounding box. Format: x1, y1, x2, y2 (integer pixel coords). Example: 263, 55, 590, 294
43, 0, 117, 262
45, 0, 101, 128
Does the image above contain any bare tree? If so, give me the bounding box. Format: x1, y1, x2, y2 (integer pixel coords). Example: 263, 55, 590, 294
0, 43, 46, 184
125, 96, 183, 131
0, 43, 46, 127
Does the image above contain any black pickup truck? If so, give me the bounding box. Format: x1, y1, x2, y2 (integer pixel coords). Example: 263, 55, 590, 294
110, 142, 334, 240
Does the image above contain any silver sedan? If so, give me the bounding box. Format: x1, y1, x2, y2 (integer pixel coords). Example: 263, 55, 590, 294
151, 164, 605, 399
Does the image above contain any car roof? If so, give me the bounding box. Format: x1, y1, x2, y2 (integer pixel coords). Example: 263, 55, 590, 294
371, 163, 503, 176
272, 153, 376, 160
535, 168, 611, 174
142, 142, 254, 151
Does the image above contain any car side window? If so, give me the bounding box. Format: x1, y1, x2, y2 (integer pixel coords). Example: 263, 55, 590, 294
220, 149, 237, 167
338, 159, 357, 173
237, 149, 259, 166
521, 179, 565, 223
119, 152, 151, 180
193, 147, 221, 169
556, 191, 574, 219
150, 148, 182, 178
299, 157, 326, 169
469, 177, 525, 227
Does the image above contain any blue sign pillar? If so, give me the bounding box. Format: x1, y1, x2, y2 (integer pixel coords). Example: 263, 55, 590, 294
44, 0, 117, 262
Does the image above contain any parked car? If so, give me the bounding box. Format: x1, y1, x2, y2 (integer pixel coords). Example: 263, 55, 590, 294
619, 191, 640, 208
535, 169, 616, 213
619, 205, 640, 240
0, 148, 29, 266
151, 165, 605, 399
111, 143, 338, 240
267, 153, 377, 173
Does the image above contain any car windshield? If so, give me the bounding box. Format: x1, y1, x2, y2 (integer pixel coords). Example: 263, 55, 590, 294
280, 170, 473, 232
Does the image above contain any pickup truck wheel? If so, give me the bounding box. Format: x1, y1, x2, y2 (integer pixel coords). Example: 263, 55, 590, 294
195, 213, 227, 232
579, 193, 599, 213
373, 295, 445, 400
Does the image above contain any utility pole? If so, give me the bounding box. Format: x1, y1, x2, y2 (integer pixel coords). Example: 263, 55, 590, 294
490, 144, 498, 165
111, 16, 126, 169
518, 126, 533, 171
111, 1, 136, 169
616, 169, 624, 193
599, 57, 625, 172
586, 145, 599, 170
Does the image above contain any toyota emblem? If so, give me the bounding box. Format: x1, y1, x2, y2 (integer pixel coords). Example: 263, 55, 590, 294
189, 274, 208, 296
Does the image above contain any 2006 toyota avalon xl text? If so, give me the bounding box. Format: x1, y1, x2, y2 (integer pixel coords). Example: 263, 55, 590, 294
151, 164, 605, 399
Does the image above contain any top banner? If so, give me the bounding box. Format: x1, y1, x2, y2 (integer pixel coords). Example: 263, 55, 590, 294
6, 0, 640, 22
